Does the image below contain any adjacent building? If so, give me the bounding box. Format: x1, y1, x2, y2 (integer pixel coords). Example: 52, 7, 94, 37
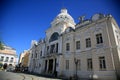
28, 8, 120, 80
0, 45, 18, 67
19, 50, 30, 68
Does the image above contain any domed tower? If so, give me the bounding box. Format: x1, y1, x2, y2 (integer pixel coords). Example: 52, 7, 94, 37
51, 8, 75, 33
45, 9, 76, 74
46, 8, 75, 43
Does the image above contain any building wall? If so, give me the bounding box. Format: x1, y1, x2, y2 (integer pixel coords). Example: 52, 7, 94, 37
28, 40, 45, 74
59, 16, 119, 80
22, 51, 30, 67
0, 45, 18, 67
0, 54, 17, 66
28, 9, 120, 80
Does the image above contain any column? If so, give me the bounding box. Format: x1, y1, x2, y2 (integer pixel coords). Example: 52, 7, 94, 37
52, 58, 55, 73
46, 59, 49, 73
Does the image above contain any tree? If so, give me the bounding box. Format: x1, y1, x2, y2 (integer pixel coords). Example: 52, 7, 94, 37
3, 63, 7, 70
0, 41, 4, 50
0, 63, 3, 68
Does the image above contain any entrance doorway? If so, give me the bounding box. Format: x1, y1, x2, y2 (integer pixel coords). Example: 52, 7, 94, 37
48, 59, 53, 73
54, 58, 57, 72
45, 60, 47, 72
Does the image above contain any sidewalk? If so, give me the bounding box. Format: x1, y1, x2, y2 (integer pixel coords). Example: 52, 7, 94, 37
14, 71, 90, 80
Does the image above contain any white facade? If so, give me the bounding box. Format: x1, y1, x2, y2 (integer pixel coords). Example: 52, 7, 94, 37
28, 40, 45, 74
28, 9, 120, 80
0, 45, 18, 67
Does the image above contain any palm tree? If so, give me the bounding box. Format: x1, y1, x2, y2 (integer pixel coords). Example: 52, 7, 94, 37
0, 41, 4, 50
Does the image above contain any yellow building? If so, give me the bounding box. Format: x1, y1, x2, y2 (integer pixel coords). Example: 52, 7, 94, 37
19, 50, 30, 67
22, 51, 30, 67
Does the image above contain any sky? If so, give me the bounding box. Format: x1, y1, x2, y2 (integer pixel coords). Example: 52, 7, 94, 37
0, 0, 120, 57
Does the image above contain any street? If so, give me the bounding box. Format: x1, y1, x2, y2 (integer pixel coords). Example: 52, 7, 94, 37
0, 71, 62, 80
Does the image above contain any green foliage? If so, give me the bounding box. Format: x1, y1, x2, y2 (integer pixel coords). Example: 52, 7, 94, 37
0, 63, 3, 68
0, 41, 4, 50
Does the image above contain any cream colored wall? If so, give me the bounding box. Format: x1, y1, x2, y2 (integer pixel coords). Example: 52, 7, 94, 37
28, 13, 120, 79
106, 18, 120, 78
59, 17, 119, 80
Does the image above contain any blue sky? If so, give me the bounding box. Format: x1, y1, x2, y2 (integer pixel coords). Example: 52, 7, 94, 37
0, 0, 120, 57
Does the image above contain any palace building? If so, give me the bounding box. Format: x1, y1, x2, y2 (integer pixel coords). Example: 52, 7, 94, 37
28, 8, 120, 80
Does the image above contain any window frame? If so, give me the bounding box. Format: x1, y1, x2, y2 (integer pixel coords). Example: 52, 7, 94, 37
96, 33, 103, 44
10, 57, 14, 62
0, 56, 4, 61
76, 41, 80, 50
66, 43, 70, 51
66, 60, 69, 70
5, 57, 9, 62
87, 58, 93, 70
86, 38, 91, 48
99, 56, 106, 70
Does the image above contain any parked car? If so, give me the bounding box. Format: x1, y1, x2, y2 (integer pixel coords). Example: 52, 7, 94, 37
7, 66, 15, 72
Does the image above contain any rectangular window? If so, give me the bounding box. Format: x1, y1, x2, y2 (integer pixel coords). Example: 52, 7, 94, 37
77, 59, 81, 70
0, 56, 4, 61
31, 54, 33, 58
50, 44, 55, 53
86, 38, 91, 48
10, 57, 14, 62
66, 43, 70, 51
76, 41, 80, 50
96, 33, 103, 44
66, 60, 69, 70
47, 46, 49, 53
5, 57, 9, 62
40, 51, 42, 56
99, 57, 106, 70
87, 58, 93, 70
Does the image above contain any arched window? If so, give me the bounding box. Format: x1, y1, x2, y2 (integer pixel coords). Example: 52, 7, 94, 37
49, 32, 59, 42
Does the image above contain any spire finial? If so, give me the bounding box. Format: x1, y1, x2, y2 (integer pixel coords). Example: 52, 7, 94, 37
61, 1, 67, 13
61, 8, 67, 13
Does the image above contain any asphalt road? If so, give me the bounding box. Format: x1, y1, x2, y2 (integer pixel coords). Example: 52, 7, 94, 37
0, 71, 62, 80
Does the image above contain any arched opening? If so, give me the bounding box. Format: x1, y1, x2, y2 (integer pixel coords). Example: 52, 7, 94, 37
49, 32, 59, 42
9, 64, 12, 66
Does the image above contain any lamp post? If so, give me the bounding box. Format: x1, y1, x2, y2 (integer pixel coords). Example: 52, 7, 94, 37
74, 58, 78, 80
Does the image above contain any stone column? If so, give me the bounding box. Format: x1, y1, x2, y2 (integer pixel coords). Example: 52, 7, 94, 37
46, 59, 49, 73
53, 44, 55, 53
52, 58, 55, 73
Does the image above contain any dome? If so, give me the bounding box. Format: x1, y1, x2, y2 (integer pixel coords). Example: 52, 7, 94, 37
51, 8, 75, 25
92, 13, 105, 21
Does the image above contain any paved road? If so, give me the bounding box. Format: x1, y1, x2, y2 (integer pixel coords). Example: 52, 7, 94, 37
0, 71, 62, 80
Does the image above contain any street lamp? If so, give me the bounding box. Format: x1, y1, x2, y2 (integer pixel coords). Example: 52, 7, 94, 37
74, 58, 78, 80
